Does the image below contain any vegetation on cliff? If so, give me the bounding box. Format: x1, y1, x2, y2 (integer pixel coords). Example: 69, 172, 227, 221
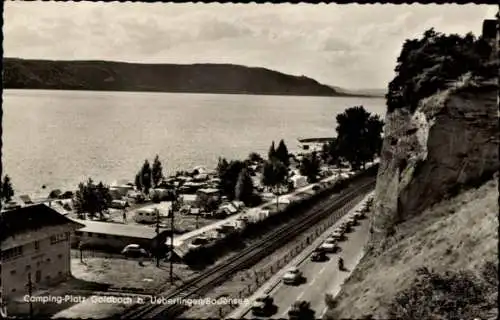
386, 28, 496, 113
324, 176, 498, 319
2, 58, 342, 96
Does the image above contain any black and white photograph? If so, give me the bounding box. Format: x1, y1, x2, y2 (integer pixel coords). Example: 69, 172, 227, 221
1, 2, 498, 319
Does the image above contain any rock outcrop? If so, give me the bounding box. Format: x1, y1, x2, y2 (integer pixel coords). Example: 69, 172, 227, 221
370, 76, 499, 249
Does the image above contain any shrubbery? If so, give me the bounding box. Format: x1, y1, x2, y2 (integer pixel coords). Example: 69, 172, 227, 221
387, 263, 498, 320
386, 28, 495, 113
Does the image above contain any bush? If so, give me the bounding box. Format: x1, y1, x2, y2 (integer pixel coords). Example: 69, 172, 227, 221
388, 265, 496, 320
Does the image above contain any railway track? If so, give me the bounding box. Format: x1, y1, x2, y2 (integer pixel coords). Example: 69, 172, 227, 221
119, 178, 375, 319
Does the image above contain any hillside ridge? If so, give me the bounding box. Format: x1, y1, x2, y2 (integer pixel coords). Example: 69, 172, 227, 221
2, 58, 357, 97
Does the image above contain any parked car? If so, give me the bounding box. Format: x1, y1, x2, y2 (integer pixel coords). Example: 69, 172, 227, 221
319, 239, 338, 253
121, 244, 149, 257
282, 267, 303, 285
288, 301, 314, 320
251, 294, 275, 316
310, 249, 327, 262
187, 237, 210, 250
312, 185, 321, 192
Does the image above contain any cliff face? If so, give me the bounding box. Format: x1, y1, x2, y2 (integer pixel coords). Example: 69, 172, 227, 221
2, 58, 340, 96
370, 76, 499, 249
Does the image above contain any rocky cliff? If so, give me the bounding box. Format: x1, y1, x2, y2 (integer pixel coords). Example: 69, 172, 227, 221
369, 75, 499, 250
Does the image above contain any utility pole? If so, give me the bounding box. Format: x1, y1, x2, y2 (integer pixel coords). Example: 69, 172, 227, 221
155, 208, 160, 268
169, 189, 176, 283
27, 273, 33, 319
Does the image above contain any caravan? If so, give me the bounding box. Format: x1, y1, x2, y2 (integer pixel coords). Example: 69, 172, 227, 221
134, 208, 161, 224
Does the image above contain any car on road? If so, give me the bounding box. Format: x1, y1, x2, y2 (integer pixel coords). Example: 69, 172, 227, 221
330, 229, 345, 241
251, 294, 276, 316
346, 216, 358, 226
312, 185, 321, 192
339, 222, 352, 233
288, 300, 315, 320
121, 244, 149, 258
319, 238, 338, 253
310, 249, 327, 262
282, 267, 303, 285
353, 210, 366, 220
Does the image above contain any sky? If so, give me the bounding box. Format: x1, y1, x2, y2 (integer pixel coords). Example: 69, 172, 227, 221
3, 2, 497, 89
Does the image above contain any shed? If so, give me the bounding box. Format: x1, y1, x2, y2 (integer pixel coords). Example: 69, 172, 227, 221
72, 219, 170, 252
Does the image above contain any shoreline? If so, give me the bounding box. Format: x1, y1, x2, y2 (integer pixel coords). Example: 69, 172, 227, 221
2, 88, 385, 99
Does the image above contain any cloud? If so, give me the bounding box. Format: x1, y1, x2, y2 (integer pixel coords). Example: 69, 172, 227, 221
3, 2, 496, 88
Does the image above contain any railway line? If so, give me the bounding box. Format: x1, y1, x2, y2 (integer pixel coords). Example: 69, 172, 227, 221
119, 177, 376, 319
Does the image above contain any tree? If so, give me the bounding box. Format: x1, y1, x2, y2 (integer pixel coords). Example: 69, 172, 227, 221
140, 160, 152, 195
300, 151, 321, 183
73, 178, 111, 220
386, 28, 495, 113
135, 172, 143, 192
0, 175, 15, 203
268, 141, 276, 160
219, 160, 245, 200
152, 155, 164, 188
261, 159, 288, 209
248, 152, 263, 163
235, 169, 255, 205
276, 139, 290, 167
335, 106, 384, 170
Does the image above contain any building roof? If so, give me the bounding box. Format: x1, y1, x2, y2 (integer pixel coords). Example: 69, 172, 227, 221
0, 204, 84, 242
71, 219, 168, 239
181, 194, 198, 201
197, 188, 219, 194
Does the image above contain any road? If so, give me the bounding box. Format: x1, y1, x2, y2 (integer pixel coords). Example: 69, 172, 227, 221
270, 218, 369, 318
226, 193, 372, 320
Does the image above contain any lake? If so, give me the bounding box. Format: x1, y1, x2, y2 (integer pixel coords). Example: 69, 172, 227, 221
2, 89, 386, 196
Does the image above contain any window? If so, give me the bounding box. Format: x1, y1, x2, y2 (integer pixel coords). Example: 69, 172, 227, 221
87, 233, 93, 237
11, 288, 16, 293
46, 258, 51, 262
50, 232, 69, 244
58, 254, 63, 259
75, 231, 83, 236
58, 271, 63, 276
10, 270, 16, 275
25, 265, 31, 271
1, 246, 23, 261
34, 241, 40, 250
97, 234, 107, 239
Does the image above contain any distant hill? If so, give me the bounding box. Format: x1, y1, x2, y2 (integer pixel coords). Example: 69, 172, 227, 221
329, 86, 386, 97
2, 58, 355, 97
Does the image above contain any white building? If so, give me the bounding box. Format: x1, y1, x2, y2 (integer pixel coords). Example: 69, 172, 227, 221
1, 204, 84, 313
290, 175, 308, 189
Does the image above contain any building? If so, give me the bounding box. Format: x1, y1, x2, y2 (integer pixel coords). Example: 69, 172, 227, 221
482, 19, 498, 40
71, 219, 170, 252
180, 194, 198, 206
196, 188, 220, 205
1, 204, 84, 306
290, 175, 308, 189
